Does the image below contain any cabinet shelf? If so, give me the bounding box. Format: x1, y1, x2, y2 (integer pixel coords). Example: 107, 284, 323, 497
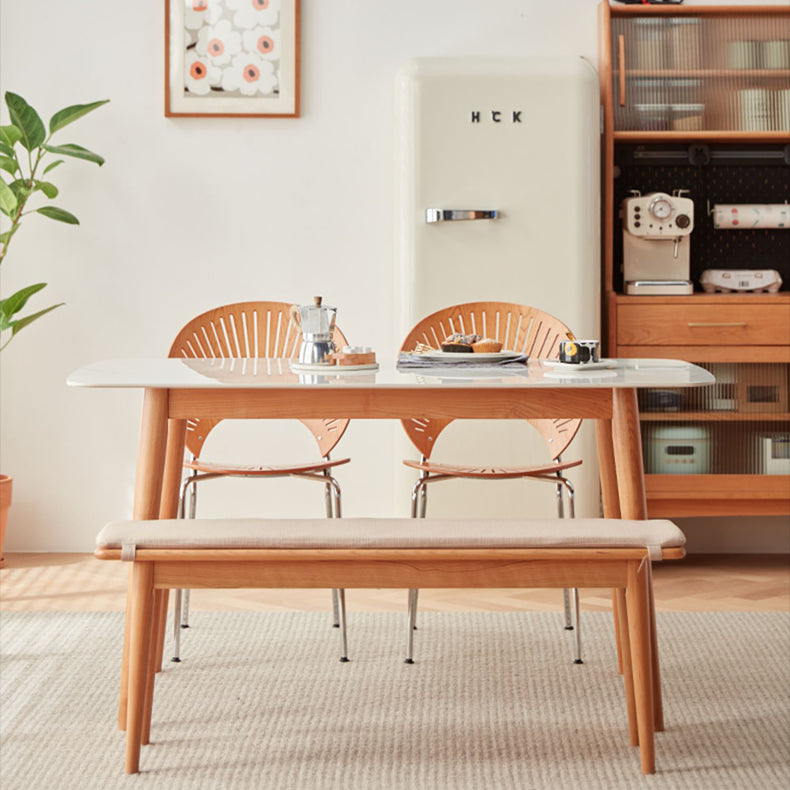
640, 412, 790, 422
613, 131, 790, 142
616, 69, 790, 80
645, 474, 790, 518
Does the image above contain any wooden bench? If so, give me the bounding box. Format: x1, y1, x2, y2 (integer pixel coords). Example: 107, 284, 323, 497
95, 516, 686, 776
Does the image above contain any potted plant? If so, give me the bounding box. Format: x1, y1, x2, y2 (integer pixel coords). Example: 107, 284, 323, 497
0, 91, 109, 566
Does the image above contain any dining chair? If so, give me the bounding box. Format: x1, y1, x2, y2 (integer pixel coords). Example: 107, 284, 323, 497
168, 301, 352, 662
399, 301, 584, 664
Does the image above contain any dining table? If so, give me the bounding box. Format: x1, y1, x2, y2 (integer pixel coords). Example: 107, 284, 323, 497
67, 355, 714, 524
68, 355, 714, 730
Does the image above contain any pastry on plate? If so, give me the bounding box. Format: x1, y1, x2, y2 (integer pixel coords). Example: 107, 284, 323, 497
441, 333, 479, 353
472, 338, 503, 353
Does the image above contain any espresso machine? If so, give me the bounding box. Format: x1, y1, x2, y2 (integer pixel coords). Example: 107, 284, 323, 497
621, 190, 694, 295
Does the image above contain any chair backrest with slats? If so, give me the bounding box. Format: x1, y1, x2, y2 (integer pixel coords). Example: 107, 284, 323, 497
399, 301, 582, 460
169, 302, 349, 458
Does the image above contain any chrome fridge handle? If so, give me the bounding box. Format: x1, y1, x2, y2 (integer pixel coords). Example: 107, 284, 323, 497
425, 209, 498, 223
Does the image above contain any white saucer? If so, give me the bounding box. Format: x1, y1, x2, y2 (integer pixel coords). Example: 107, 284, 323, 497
543, 359, 616, 371
290, 361, 379, 373
544, 368, 618, 380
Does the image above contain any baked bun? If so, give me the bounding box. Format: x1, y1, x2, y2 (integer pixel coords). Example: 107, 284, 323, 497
441, 333, 479, 353
472, 338, 503, 353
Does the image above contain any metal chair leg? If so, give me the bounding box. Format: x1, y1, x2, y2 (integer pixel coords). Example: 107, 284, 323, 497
404, 588, 419, 663
180, 590, 190, 629
170, 589, 183, 662
556, 471, 583, 664
337, 589, 349, 662
324, 471, 347, 657
407, 472, 429, 647
573, 587, 583, 664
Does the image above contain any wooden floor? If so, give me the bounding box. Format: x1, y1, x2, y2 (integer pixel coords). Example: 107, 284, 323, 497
1, 553, 788, 612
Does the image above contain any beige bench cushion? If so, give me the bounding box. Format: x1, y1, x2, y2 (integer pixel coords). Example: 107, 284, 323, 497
97, 517, 685, 555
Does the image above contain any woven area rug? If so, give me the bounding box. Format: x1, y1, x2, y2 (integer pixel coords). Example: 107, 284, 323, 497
1, 611, 788, 789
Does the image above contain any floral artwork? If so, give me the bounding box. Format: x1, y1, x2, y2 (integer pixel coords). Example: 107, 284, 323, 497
166, 0, 299, 117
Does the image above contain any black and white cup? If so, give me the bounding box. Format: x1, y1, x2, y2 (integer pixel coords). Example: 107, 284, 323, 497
559, 339, 600, 365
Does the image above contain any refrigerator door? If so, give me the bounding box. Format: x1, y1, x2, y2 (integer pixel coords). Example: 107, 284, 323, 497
396, 57, 601, 519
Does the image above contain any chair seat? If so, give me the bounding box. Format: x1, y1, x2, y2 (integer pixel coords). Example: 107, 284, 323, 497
402, 457, 582, 479
185, 456, 351, 477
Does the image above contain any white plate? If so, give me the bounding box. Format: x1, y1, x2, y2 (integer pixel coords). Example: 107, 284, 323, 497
543, 359, 616, 371
417, 350, 520, 362
290, 361, 379, 373
544, 368, 618, 380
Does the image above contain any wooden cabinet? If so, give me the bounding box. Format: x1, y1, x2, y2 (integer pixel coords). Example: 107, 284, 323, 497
599, 2, 790, 518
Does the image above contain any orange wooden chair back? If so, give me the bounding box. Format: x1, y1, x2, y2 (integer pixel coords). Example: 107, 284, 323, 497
399, 301, 582, 460
169, 301, 349, 458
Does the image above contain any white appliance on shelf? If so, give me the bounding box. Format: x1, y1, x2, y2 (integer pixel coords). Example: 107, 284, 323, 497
646, 425, 712, 475
757, 433, 790, 475
395, 57, 601, 519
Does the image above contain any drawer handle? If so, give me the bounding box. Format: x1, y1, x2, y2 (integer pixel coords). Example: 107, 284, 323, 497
618, 35, 626, 107
687, 322, 747, 328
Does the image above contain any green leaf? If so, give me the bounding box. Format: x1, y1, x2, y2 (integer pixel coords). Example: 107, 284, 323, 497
0, 142, 16, 157
0, 179, 18, 216
0, 225, 19, 244
4, 93, 46, 151
0, 283, 47, 323
35, 180, 59, 199
0, 299, 63, 350
49, 99, 109, 135
42, 159, 64, 175
0, 124, 22, 147
42, 142, 104, 166
36, 205, 79, 224
0, 156, 17, 175
8, 178, 33, 201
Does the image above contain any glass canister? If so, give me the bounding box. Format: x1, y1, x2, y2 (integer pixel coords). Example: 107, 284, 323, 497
667, 18, 702, 70
633, 19, 667, 70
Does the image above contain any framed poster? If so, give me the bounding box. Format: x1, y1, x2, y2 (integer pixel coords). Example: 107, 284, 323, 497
165, 0, 300, 117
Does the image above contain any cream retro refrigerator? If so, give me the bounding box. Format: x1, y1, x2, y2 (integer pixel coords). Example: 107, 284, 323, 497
395, 57, 601, 519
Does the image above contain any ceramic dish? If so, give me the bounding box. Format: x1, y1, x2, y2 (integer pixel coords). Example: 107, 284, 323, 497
289, 361, 379, 373
543, 359, 616, 371
543, 368, 618, 381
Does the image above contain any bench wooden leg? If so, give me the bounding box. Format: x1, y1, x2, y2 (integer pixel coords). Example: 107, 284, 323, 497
612, 589, 624, 675
154, 589, 169, 674
615, 588, 638, 747
126, 562, 155, 774
626, 559, 655, 775
118, 569, 132, 731
647, 560, 664, 732
142, 589, 165, 746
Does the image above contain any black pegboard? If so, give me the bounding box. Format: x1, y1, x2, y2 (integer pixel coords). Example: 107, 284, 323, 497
613, 144, 790, 293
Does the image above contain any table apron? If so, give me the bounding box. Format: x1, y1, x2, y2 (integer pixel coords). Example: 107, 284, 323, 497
167, 387, 615, 420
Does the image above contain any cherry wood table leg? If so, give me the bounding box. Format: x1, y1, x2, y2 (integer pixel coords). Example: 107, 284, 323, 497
118, 389, 169, 731
126, 561, 154, 774
611, 388, 666, 736
143, 589, 164, 745
626, 558, 655, 775
154, 419, 187, 673
596, 418, 624, 672
611, 389, 647, 521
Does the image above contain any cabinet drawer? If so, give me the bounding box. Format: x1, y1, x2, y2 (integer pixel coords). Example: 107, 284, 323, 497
617, 303, 790, 347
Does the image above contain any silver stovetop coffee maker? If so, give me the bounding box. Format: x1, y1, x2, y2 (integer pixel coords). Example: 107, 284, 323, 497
621, 189, 694, 295
289, 296, 337, 365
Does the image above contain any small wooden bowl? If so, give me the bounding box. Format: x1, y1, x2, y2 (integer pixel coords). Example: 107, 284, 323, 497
332, 351, 377, 366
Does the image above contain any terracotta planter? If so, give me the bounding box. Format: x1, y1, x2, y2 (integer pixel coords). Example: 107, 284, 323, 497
0, 475, 11, 569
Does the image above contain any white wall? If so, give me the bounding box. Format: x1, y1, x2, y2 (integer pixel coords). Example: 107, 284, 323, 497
1, 0, 786, 552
